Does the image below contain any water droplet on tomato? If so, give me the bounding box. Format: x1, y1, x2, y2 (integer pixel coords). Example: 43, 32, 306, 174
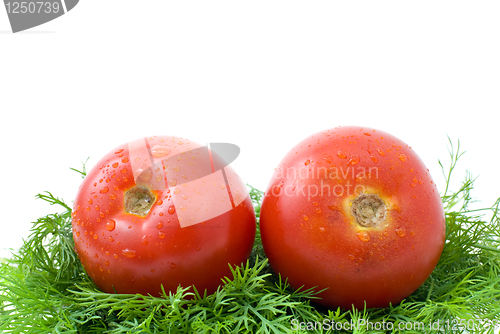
75, 231, 80, 237
122, 157, 129, 163
105, 220, 116, 231
138, 168, 152, 182
108, 236, 114, 242
157, 199, 163, 206
180, 206, 187, 212
348, 254, 356, 261
158, 231, 166, 239
151, 145, 172, 158
168, 178, 177, 186
100, 187, 109, 194
122, 249, 136, 258
337, 151, 347, 159
370, 155, 379, 163
196, 244, 201, 251
174, 188, 181, 195
357, 230, 371, 242
377, 148, 386, 157
319, 227, 325, 232
115, 149, 124, 154
112, 162, 119, 168
347, 155, 360, 165
88, 199, 93, 204
399, 154, 407, 162
141, 235, 149, 246
168, 206, 175, 214
304, 159, 310, 166
170, 262, 177, 269
173, 165, 181, 172
274, 181, 284, 194
396, 227, 407, 238
303, 215, 309, 221
155, 174, 163, 183
327, 204, 339, 211
220, 183, 226, 190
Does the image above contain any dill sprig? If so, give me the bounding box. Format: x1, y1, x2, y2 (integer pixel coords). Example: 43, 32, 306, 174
1, 142, 499, 333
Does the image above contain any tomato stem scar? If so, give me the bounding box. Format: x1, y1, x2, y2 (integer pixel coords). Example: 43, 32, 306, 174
124, 186, 156, 217
351, 194, 387, 227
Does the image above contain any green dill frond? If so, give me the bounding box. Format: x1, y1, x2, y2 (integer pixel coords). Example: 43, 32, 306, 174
248, 185, 265, 260
69, 158, 90, 179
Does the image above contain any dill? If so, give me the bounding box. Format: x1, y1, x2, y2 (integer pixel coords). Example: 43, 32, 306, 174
1, 142, 499, 333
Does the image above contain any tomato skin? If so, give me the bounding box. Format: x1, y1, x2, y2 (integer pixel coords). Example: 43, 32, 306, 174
260, 126, 445, 310
72, 136, 256, 296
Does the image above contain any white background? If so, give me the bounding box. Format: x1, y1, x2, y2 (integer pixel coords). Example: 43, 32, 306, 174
1, 1, 499, 259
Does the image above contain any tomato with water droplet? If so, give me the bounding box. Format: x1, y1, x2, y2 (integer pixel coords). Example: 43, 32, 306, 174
260, 126, 445, 310
72, 135, 256, 297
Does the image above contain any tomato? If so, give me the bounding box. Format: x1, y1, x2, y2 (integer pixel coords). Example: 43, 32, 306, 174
259, 126, 445, 310
72, 136, 256, 296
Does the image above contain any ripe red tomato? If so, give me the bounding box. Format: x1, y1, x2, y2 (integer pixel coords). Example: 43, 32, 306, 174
72, 136, 256, 296
259, 126, 445, 310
